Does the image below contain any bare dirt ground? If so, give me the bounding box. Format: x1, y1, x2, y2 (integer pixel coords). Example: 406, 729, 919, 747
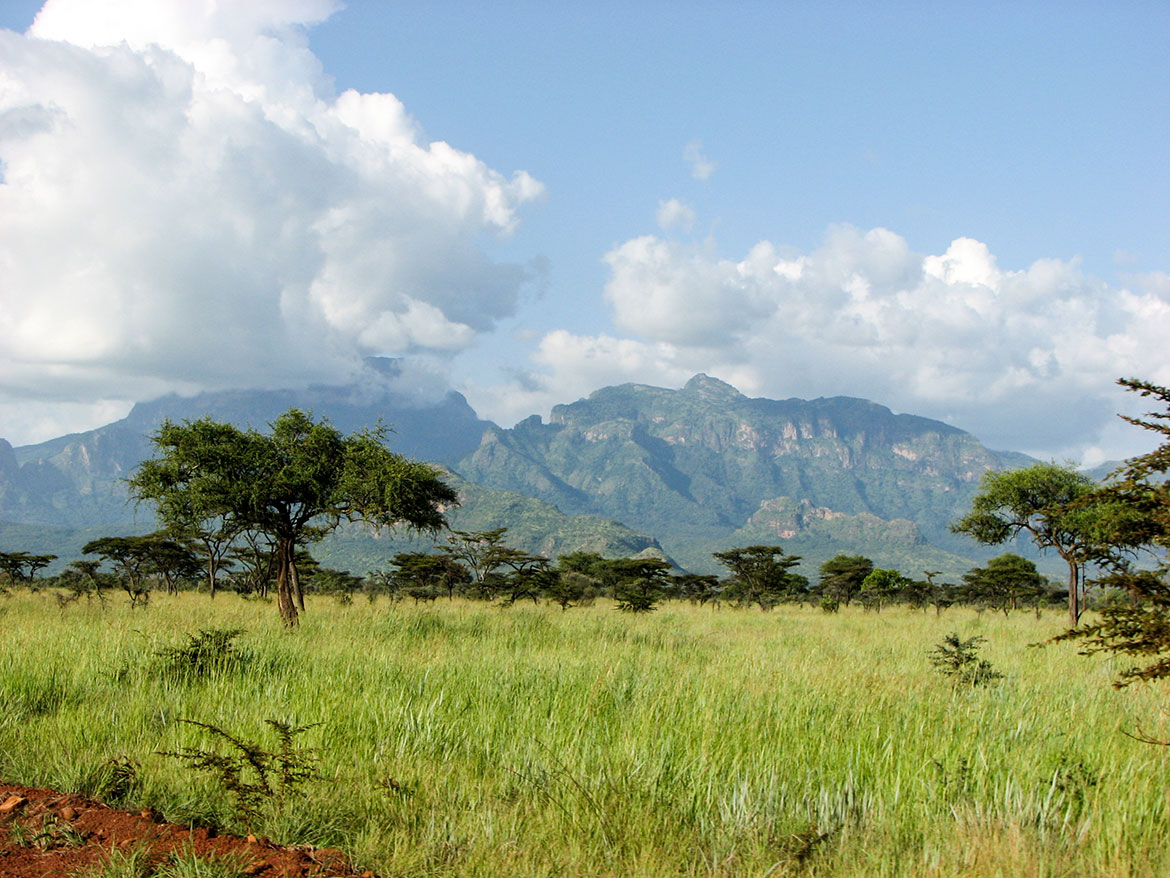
0, 783, 372, 878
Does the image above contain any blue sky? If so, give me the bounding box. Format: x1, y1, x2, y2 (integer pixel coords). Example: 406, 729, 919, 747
1, 0, 1168, 465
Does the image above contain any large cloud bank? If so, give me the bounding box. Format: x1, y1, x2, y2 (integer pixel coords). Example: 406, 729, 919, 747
0, 0, 541, 442
481, 226, 1170, 464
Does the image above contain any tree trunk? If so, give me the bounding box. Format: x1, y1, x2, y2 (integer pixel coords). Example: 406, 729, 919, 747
275, 536, 299, 627
205, 540, 218, 599
291, 559, 305, 611
1066, 557, 1080, 627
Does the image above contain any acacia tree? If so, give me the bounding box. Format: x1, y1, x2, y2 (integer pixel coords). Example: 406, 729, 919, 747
128, 418, 252, 599
443, 528, 511, 598
951, 462, 1103, 626
1054, 379, 1170, 690
129, 408, 458, 626
388, 551, 470, 601
817, 554, 873, 607
611, 558, 674, 612
961, 553, 1047, 617
860, 568, 908, 612
714, 545, 805, 610
0, 551, 56, 584
82, 535, 155, 607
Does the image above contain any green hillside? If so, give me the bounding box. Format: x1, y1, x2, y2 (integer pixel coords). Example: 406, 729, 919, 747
2, 368, 1052, 578
458, 374, 1037, 573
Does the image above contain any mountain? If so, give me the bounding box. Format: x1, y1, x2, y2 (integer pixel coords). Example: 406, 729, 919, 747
456, 374, 1036, 575
3, 367, 1043, 579
314, 470, 667, 574
0, 359, 663, 572
2, 358, 489, 528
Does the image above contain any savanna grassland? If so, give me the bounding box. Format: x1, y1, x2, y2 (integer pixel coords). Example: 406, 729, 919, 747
1, 592, 1167, 877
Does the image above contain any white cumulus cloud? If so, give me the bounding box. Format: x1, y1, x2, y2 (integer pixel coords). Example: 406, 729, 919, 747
476, 226, 1170, 461
0, 0, 542, 445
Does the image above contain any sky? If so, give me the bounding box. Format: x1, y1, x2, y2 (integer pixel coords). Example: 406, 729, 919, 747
1, 0, 1168, 467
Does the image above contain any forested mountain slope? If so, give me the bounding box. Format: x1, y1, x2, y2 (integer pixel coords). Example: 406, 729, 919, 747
2, 367, 1040, 577
457, 374, 1035, 573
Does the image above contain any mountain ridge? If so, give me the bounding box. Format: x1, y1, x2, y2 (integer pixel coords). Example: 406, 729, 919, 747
3, 366, 1041, 578
457, 374, 1035, 573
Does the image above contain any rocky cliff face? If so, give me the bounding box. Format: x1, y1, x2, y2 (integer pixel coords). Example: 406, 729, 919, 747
3, 369, 1036, 577
458, 374, 1033, 573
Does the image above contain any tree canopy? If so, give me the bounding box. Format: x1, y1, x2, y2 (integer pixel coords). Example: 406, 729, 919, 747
713, 545, 805, 610
951, 461, 1101, 625
129, 408, 458, 626
961, 553, 1047, 616
1055, 379, 1170, 688
817, 553, 873, 607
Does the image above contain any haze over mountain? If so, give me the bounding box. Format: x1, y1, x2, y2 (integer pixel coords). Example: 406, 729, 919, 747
0, 363, 1051, 579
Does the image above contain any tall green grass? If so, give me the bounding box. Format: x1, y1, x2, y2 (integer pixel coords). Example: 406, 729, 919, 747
1, 590, 1167, 876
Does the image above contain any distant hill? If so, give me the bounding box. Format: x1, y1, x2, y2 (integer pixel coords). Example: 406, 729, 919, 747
456, 374, 1036, 575
3, 366, 1049, 579
315, 469, 668, 574
1, 358, 489, 529
0, 359, 662, 572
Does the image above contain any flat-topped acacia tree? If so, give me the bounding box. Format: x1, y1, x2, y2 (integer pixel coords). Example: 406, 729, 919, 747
129, 408, 458, 626
951, 462, 1102, 626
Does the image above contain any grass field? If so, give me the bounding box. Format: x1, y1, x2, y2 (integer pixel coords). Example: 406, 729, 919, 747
1, 590, 1167, 877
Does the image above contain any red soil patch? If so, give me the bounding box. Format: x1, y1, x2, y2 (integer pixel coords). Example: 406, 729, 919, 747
0, 784, 372, 878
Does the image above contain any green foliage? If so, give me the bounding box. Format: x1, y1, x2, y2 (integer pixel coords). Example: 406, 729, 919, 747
5, 592, 1170, 874
1050, 379, 1170, 687
154, 628, 252, 680
82, 536, 155, 607
154, 848, 249, 878
55, 561, 113, 609
386, 551, 470, 602
443, 528, 511, 598
860, 568, 909, 612
11, 812, 85, 851
129, 409, 458, 626
543, 570, 595, 610
0, 550, 57, 583
611, 558, 673, 612
962, 553, 1047, 616
160, 718, 320, 829
929, 633, 1003, 685
817, 554, 873, 607
673, 573, 721, 606
305, 567, 364, 604
951, 462, 1101, 624
73, 843, 156, 878
713, 544, 805, 610
80, 755, 140, 805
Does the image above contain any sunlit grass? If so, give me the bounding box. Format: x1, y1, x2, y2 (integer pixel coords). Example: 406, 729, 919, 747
1, 589, 1168, 876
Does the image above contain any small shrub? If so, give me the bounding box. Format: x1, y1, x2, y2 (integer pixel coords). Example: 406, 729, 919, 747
613, 579, 662, 613
155, 628, 251, 680
160, 718, 320, 829
15, 813, 86, 851
929, 632, 1003, 685
772, 822, 835, 870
